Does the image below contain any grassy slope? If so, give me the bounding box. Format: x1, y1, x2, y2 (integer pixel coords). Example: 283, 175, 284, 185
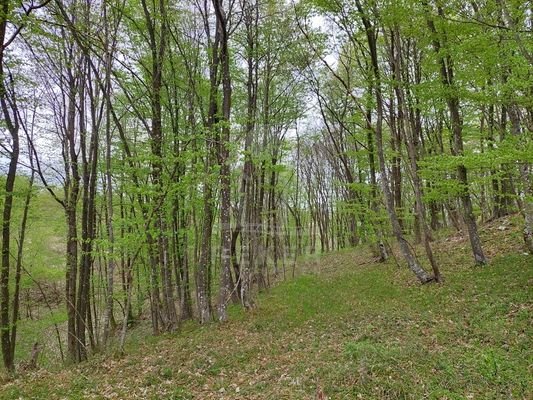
1, 217, 532, 399
7, 188, 67, 366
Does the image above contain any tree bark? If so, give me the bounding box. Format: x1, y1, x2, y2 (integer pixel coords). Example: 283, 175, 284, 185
213, 0, 233, 322
425, 4, 487, 265
356, 0, 432, 282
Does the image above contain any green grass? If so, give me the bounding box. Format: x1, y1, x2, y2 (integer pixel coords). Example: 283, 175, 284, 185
0, 184, 67, 367
2, 228, 531, 399
22, 188, 66, 281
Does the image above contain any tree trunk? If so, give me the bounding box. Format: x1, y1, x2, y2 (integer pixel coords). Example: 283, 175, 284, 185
425, 4, 487, 265
214, 0, 233, 322
508, 104, 533, 253
356, 0, 432, 282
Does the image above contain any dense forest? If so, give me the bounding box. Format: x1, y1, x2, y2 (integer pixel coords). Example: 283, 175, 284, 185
0, 0, 531, 384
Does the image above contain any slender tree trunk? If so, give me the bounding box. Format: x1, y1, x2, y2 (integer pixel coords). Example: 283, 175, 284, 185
0, 0, 22, 371
390, 28, 441, 281
508, 104, 533, 253
0, 72, 19, 373
102, 3, 116, 346
63, 66, 82, 362
9, 155, 35, 369
196, 1, 222, 323
425, 4, 487, 265
214, 0, 233, 322
237, 0, 258, 310
356, 0, 432, 282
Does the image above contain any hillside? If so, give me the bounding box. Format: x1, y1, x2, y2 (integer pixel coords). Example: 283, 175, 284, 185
2, 0, 533, 396
1, 216, 531, 400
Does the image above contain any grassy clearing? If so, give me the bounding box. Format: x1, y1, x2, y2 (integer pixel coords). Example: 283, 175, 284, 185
1, 219, 532, 399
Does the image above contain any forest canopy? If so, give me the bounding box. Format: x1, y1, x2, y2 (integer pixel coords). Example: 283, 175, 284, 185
0, 0, 531, 377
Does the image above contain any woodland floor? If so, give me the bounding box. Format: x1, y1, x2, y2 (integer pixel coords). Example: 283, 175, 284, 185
1, 215, 532, 399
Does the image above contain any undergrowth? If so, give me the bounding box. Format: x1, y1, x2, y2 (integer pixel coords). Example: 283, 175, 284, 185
1, 219, 531, 399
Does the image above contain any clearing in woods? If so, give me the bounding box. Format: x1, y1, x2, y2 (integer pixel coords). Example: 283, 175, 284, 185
1, 217, 532, 399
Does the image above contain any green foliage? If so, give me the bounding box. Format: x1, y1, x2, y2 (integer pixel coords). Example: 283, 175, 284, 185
2, 0, 532, 388
3, 225, 531, 398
